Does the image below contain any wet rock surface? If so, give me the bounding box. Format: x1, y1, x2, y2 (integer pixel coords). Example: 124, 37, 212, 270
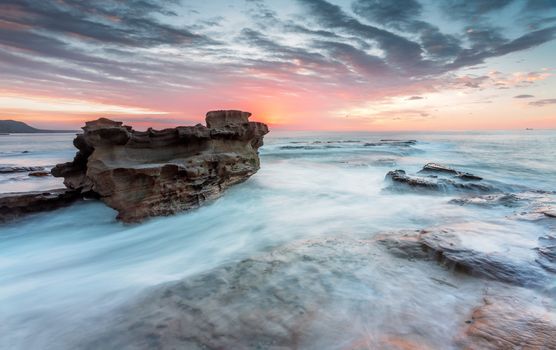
376, 224, 553, 288
536, 235, 556, 273
419, 162, 483, 181
458, 295, 556, 349
364, 139, 417, 147
75, 234, 556, 350
0, 189, 80, 223
79, 238, 475, 350
52, 110, 268, 222
449, 193, 520, 207
0, 166, 45, 173
385, 168, 497, 194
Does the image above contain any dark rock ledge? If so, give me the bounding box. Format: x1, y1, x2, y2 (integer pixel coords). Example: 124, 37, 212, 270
0, 110, 269, 223
0, 189, 80, 223
385, 163, 500, 194
376, 227, 553, 288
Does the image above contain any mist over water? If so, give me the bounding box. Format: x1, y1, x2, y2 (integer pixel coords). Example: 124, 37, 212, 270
1, 130, 555, 349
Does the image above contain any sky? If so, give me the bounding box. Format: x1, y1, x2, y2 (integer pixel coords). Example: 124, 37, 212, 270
0, 0, 555, 131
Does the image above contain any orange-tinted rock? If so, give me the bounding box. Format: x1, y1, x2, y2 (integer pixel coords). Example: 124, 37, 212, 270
458, 296, 556, 349
52, 110, 269, 222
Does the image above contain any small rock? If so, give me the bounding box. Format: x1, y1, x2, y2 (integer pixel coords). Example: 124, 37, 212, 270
28, 171, 50, 177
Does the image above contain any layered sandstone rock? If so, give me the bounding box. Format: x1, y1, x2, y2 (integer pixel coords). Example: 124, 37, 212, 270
52, 110, 269, 222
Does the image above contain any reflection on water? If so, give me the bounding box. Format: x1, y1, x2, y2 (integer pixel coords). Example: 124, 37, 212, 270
0, 130, 555, 349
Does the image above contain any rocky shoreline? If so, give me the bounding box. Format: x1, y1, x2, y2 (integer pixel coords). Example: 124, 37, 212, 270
0, 110, 268, 223
2, 132, 555, 349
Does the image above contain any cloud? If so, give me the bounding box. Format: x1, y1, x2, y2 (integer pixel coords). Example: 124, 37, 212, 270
529, 98, 556, 106
407, 96, 424, 100
514, 94, 535, 98
351, 0, 422, 25
439, 0, 515, 20
0, 0, 555, 129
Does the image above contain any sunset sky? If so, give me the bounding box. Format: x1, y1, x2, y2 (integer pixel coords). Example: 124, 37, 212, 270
1, 0, 555, 131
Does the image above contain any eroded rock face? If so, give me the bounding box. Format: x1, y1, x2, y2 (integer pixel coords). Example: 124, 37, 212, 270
52, 110, 269, 222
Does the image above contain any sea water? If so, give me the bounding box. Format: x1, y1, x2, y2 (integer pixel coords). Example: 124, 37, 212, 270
0, 130, 555, 348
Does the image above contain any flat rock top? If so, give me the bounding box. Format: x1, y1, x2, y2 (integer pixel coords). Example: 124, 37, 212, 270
205, 110, 252, 128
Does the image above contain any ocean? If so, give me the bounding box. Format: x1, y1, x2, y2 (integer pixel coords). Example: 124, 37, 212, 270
1, 130, 555, 349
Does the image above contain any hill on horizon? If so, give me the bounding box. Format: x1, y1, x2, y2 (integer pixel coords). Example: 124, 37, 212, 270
0, 120, 76, 133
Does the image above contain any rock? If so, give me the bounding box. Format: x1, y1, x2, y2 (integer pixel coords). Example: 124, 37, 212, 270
457, 296, 556, 349
364, 140, 417, 147
28, 171, 50, 177
76, 238, 454, 349
0, 189, 80, 223
509, 192, 556, 222
419, 163, 482, 181
0, 166, 45, 173
385, 169, 495, 194
449, 194, 520, 208
52, 110, 269, 222
376, 226, 550, 288
535, 235, 556, 273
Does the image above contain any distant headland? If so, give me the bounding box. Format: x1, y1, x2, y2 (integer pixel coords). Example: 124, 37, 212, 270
0, 120, 76, 134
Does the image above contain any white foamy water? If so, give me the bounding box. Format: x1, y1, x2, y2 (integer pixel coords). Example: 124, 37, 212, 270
1, 130, 555, 349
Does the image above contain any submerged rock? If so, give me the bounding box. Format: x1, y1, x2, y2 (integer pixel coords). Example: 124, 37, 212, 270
385, 169, 496, 194
77, 237, 469, 349
449, 193, 520, 208
536, 235, 556, 273
458, 295, 556, 349
0, 189, 80, 223
419, 162, 483, 181
52, 110, 268, 222
376, 225, 552, 288
28, 171, 50, 177
364, 139, 417, 147
0, 166, 45, 173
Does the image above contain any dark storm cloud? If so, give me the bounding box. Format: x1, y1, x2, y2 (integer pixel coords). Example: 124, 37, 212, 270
296, 0, 556, 78
447, 26, 556, 69
529, 98, 556, 106
1, 0, 555, 109
239, 28, 332, 67
514, 94, 535, 98
351, 0, 422, 25
439, 0, 515, 20
312, 41, 393, 77
351, 0, 461, 61
295, 0, 428, 74
495, 26, 556, 55
0, 0, 211, 47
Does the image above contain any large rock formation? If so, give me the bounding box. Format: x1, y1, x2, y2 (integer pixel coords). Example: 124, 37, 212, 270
52, 110, 269, 222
